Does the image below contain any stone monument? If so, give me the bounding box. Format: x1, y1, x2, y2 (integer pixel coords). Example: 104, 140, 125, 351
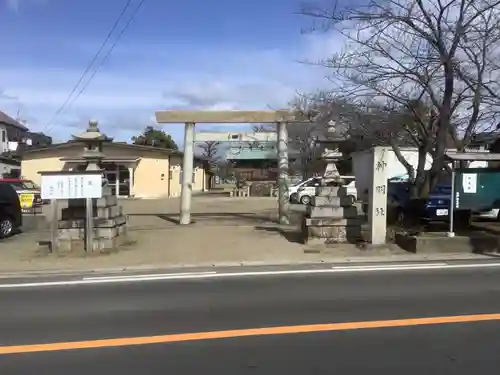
321, 121, 344, 184
56, 120, 129, 253
302, 121, 365, 244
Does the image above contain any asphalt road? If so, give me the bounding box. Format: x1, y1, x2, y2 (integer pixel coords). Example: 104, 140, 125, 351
2, 265, 500, 373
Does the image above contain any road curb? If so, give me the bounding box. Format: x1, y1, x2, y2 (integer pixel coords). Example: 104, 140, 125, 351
0, 254, 497, 279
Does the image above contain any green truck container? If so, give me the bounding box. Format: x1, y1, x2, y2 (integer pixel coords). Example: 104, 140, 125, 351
454, 168, 500, 211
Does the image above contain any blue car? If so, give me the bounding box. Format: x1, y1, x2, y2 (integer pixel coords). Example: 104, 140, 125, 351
424, 185, 452, 221
388, 181, 454, 223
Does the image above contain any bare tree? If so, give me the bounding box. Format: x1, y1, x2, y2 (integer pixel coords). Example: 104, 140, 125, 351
288, 93, 332, 178
197, 141, 220, 159
301, 0, 500, 196
289, 91, 406, 178
197, 141, 220, 189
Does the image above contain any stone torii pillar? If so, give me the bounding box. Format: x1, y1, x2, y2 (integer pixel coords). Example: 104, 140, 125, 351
180, 122, 195, 224
277, 121, 290, 224
154, 110, 308, 225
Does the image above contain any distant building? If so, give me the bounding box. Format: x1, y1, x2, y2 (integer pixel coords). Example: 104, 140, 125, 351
0, 111, 28, 154
26, 131, 52, 147
21, 141, 207, 198
225, 141, 300, 181
0, 111, 52, 154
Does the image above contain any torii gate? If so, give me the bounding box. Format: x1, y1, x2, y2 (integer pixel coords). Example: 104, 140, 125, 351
155, 110, 308, 225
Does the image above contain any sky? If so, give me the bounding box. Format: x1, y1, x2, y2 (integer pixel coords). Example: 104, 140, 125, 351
0, 0, 341, 145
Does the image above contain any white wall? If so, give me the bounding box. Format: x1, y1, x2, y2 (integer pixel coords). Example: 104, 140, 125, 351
352, 147, 433, 199
0, 125, 7, 154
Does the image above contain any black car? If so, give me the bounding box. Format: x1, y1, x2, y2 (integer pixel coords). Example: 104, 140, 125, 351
0, 183, 22, 238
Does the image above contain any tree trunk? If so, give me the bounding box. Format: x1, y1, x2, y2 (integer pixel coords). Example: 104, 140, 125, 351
429, 63, 455, 191
411, 145, 430, 199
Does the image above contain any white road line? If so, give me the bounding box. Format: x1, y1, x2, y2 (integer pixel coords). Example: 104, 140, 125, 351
332, 263, 447, 270
1, 262, 500, 289
83, 271, 217, 281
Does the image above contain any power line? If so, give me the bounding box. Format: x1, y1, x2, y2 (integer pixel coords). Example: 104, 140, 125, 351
43, 0, 135, 132
61, 0, 147, 120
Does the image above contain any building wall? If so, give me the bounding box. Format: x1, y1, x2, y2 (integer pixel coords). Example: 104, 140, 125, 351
21, 155, 65, 185
133, 156, 170, 198
21, 144, 206, 198
0, 123, 29, 153
169, 155, 205, 197
5, 124, 28, 143
0, 125, 7, 154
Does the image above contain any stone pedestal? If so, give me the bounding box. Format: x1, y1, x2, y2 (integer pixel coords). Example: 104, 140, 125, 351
57, 188, 128, 253
302, 186, 365, 244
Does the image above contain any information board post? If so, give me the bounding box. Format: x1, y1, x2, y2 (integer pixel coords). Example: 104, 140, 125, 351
448, 164, 456, 238
85, 198, 93, 252
50, 199, 58, 252
40, 171, 103, 253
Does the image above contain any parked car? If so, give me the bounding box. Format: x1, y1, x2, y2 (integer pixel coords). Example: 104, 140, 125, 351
295, 176, 357, 205
0, 178, 44, 213
288, 178, 316, 203
387, 179, 473, 226
0, 182, 22, 238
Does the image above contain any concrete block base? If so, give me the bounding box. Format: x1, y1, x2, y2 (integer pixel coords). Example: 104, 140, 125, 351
58, 223, 128, 241
57, 234, 131, 255
304, 217, 365, 227
58, 215, 127, 229
395, 232, 500, 254
306, 205, 363, 219
302, 218, 367, 244
317, 186, 349, 197
47, 192, 130, 255
311, 196, 355, 207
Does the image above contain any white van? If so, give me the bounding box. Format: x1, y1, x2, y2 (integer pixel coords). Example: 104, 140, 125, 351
295, 176, 357, 205
288, 177, 321, 203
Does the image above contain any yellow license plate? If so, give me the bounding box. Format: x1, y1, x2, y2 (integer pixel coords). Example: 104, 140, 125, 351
19, 193, 34, 208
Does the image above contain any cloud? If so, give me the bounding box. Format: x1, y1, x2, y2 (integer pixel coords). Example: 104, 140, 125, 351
5, 0, 19, 10
5, 0, 46, 11
0, 89, 18, 101
0, 31, 342, 145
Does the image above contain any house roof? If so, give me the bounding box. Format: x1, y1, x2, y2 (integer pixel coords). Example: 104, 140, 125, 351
0, 155, 21, 166
445, 151, 500, 161
21, 140, 206, 161
0, 111, 29, 131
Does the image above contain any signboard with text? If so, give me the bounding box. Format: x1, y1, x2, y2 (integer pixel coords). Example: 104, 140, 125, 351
41, 174, 103, 200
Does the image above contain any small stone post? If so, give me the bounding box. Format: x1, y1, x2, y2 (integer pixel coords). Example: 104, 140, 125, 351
368, 146, 388, 245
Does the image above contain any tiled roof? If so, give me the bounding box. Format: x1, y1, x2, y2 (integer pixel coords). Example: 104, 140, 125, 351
0, 111, 28, 131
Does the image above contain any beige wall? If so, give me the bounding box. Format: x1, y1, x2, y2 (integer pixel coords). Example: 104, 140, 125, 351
133, 156, 170, 198
21, 155, 65, 185
169, 156, 206, 197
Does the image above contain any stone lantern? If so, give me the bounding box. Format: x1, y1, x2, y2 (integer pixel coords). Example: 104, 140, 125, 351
320, 120, 346, 184
72, 120, 112, 172
302, 119, 365, 245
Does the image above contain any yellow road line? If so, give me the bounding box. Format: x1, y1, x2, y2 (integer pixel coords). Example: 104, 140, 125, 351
2, 313, 500, 355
